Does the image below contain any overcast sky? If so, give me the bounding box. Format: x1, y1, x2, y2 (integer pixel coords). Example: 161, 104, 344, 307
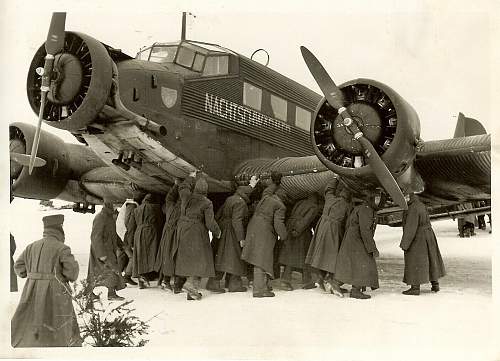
0, 0, 497, 144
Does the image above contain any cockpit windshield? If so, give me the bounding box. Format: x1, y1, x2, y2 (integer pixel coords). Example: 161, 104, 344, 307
136, 41, 232, 76
149, 46, 178, 63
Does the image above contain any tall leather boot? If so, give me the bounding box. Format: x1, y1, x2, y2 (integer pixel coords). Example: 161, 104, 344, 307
206, 277, 225, 293
173, 276, 186, 294
228, 274, 247, 292
184, 276, 202, 300
402, 285, 420, 295
350, 286, 371, 299
280, 266, 293, 291
431, 281, 440, 292
253, 267, 274, 297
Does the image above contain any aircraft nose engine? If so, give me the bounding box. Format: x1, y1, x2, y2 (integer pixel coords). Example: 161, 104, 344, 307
302, 48, 421, 207
27, 31, 113, 132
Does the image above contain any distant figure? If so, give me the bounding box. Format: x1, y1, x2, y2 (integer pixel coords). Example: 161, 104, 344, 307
155, 179, 186, 293
11, 214, 82, 347
242, 185, 287, 298
88, 198, 126, 300
175, 176, 221, 300
129, 193, 163, 289
279, 193, 320, 291
400, 193, 446, 295
206, 179, 256, 293
457, 203, 476, 237
331, 194, 379, 299
10, 233, 17, 292
305, 178, 352, 292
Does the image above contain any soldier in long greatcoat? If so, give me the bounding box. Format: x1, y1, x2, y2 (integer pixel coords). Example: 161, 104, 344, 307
129, 193, 163, 288
242, 186, 287, 297
305, 178, 352, 292
175, 176, 221, 300
155, 180, 186, 292
400, 193, 446, 295
11, 214, 82, 347
279, 193, 320, 291
206, 184, 255, 293
117, 191, 143, 285
332, 196, 379, 299
89, 200, 126, 300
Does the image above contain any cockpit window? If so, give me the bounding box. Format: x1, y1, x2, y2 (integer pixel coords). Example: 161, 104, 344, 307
203, 56, 229, 76
149, 46, 177, 63
137, 48, 151, 61
176, 46, 195, 68
193, 53, 205, 72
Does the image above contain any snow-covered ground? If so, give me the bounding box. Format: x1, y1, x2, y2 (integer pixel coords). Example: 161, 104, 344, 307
5, 199, 499, 360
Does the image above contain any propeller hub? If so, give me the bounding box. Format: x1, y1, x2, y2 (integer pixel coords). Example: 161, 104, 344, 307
332, 102, 382, 155
46, 53, 83, 105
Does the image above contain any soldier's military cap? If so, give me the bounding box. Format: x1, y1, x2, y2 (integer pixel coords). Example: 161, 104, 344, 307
42, 214, 64, 228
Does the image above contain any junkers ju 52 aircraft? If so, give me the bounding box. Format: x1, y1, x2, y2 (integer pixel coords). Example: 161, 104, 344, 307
10, 12, 491, 224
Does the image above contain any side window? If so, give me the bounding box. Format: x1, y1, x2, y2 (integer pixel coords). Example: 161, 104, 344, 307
176, 47, 195, 68
270, 94, 287, 122
193, 53, 205, 72
203, 56, 229, 76
295, 106, 311, 131
243, 82, 262, 111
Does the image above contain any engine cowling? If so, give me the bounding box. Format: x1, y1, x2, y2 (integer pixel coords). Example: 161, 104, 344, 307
10, 123, 73, 200
27, 31, 113, 132
311, 78, 421, 195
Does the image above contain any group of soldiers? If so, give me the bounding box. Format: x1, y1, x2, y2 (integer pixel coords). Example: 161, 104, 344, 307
88, 171, 446, 301
10, 171, 448, 346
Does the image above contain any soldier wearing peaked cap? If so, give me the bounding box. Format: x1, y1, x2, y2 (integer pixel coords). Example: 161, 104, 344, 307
89, 198, 126, 300
11, 214, 82, 347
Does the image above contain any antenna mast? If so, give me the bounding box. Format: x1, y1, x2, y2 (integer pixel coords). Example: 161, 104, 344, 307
181, 12, 186, 41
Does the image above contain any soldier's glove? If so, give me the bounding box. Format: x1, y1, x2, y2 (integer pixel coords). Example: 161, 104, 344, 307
99, 256, 107, 262
372, 250, 380, 258
240, 240, 245, 248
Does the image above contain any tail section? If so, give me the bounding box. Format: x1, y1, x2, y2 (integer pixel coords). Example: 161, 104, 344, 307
453, 112, 487, 138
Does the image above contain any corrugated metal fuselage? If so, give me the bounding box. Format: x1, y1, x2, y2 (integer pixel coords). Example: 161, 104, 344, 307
115, 57, 321, 181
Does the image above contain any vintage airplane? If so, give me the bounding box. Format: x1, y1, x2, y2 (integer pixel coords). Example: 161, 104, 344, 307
10, 12, 491, 223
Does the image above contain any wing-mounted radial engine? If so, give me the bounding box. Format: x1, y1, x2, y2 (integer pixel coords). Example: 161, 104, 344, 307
27, 30, 113, 133
26, 14, 166, 165
10, 122, 101, 202
302, 47, 424, 209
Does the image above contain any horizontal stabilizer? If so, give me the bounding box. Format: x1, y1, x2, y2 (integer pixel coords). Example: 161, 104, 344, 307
453, 112, 486, 138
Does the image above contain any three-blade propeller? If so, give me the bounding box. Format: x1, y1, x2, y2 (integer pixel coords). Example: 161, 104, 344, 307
300, 46, 407, 210
28, 12, 66, 174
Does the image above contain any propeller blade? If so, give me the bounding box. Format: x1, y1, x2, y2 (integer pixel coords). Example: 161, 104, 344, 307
300, 46, 346, 110
45, 12, 66, 54
11, 152, 46, 168
28, 91, 48, 174
356, 135, 407, 210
